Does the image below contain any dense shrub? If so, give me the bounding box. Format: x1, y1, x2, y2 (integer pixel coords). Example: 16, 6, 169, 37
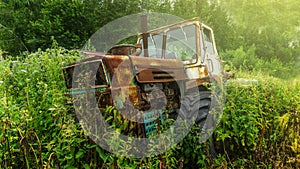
0, 47, 85, 168
215, 73, 300, 168
221, 45, 300, 79
0, 49, 299, 168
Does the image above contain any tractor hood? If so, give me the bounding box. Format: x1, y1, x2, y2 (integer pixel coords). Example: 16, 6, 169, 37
102, 54, 188, 84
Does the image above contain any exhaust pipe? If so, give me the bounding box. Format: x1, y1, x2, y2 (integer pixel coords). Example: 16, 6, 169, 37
141, 15, 149, 57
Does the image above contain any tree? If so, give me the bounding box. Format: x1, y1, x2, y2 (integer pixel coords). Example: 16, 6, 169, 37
219, 0, 300, 63
172, 0, 239, 51
0, 0, 43, 54
0, 0, 144, 54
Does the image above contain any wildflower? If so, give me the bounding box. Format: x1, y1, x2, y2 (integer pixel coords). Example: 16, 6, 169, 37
0, 81, 3, 84
21, 69, 27, 73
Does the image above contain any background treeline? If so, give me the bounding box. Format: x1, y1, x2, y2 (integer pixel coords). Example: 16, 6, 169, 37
0, 0, 300, 78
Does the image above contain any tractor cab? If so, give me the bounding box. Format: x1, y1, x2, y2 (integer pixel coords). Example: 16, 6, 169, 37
136, 18, 222, 84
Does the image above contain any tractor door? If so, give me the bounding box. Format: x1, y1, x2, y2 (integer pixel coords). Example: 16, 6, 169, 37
200, 25, 223, 81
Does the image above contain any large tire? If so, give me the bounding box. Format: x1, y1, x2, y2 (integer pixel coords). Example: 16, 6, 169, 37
195, 91, 211, 126
177, 90, 212, 128
173, 89, 218, 158
177, 91, 201, 121
196, 90, 217, 158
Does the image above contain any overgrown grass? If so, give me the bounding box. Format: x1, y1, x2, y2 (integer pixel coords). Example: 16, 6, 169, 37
215, 72, 300, 168
221, 45, 300, 79
0, 48, 299, 168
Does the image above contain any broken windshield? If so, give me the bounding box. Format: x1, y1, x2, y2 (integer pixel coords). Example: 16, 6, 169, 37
165, 25, 197, 63
138, 24, 198, 63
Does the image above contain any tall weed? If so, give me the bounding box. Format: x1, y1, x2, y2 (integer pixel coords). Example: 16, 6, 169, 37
215, 72, 300, 168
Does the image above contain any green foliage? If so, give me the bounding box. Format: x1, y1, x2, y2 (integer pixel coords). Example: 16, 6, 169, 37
215, 73, 300, 168
0, 47, 83, 168
1, 0, 299, 79
219, 0, 300, 69
1, 0, 300, 167
0, 0, 142, 54
172, 0, 300, 80
172, 0, 240, 51
28, 0, 92, 50
1, 48, 299, 168
221, 45, 300, 79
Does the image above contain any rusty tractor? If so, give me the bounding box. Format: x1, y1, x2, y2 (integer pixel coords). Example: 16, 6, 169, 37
63, 18, 224, 145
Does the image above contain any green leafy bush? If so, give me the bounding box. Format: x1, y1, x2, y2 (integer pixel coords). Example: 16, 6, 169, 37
215, 73, 300, 168
0, 47, 85, 168
221, 45, 300, 79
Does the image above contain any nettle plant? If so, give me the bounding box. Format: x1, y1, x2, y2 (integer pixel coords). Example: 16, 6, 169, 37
0, 47, 84, 168
215, 73, 300, 167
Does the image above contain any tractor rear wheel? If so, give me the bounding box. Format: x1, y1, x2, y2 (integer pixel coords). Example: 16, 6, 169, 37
176, 89, 218, 158
196, 90, 217, 158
